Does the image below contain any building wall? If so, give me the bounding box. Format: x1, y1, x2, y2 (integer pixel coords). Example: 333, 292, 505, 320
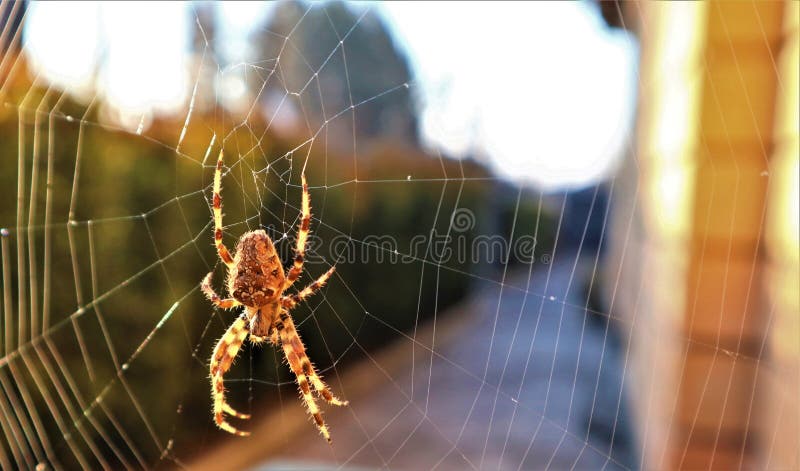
604, 2, 798, 469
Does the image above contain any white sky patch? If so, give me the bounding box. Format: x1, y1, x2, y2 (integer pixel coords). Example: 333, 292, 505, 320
24, 1, 190, 123
100, 2, 189, 118
23, 2, 100, 97
215, 1, 276, 63
380, 1, 639, 190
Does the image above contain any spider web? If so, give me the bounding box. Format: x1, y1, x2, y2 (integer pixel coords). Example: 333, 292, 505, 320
0, 2, 798, 470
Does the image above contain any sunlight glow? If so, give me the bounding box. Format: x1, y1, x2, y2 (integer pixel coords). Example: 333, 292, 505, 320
24, 1, 189, 128
639, 2, 706, 238
100, 2, 189, 118
24, 2, 99, 98
380, 1, 639, 190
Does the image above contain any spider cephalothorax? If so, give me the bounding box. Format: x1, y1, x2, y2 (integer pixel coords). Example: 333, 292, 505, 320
201, 150, 347, 442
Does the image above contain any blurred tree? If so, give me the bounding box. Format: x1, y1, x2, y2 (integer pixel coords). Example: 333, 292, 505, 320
188, 2, 220, 114
250, 1, 419, 147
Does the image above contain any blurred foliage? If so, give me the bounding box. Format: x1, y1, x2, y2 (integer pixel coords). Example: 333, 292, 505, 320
0, 3, 557, 466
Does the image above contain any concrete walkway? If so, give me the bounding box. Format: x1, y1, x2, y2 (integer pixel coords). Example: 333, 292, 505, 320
258, 252, 637, 470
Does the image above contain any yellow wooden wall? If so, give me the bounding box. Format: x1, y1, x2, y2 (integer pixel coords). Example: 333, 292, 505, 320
604, 2, 798, 469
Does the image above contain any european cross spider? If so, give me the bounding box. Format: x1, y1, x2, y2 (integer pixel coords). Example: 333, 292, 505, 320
201, 150, 347, 442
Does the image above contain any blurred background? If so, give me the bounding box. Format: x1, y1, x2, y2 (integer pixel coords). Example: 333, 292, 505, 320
0, 1, 797, 470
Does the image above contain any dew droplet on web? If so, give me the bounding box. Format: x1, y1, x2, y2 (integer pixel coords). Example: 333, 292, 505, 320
407, 175, 411, 181
549, 296, 556, 301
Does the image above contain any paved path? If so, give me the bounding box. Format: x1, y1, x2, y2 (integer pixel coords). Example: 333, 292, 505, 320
259, 252, 636, 470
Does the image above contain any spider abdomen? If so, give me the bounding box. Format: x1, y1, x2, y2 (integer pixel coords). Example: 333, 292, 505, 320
227, 230, 285, 307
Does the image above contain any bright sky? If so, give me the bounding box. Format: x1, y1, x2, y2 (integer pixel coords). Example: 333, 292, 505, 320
23, 1, 638, 190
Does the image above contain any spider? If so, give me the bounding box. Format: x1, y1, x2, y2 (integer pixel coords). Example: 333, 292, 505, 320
201, 150, 347, 442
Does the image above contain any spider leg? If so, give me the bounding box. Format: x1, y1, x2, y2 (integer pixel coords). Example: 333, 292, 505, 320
248, 328, 277, 345
279, 267, 346, 407
268, 325, 280, 345
281, 266, 336, 310
303, 351, 347, 407
212, 150, 235, 268
201, 272, 241, 310
283, 173, 311, 290
210, 313, 251, 436
275, 310, 347, 443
